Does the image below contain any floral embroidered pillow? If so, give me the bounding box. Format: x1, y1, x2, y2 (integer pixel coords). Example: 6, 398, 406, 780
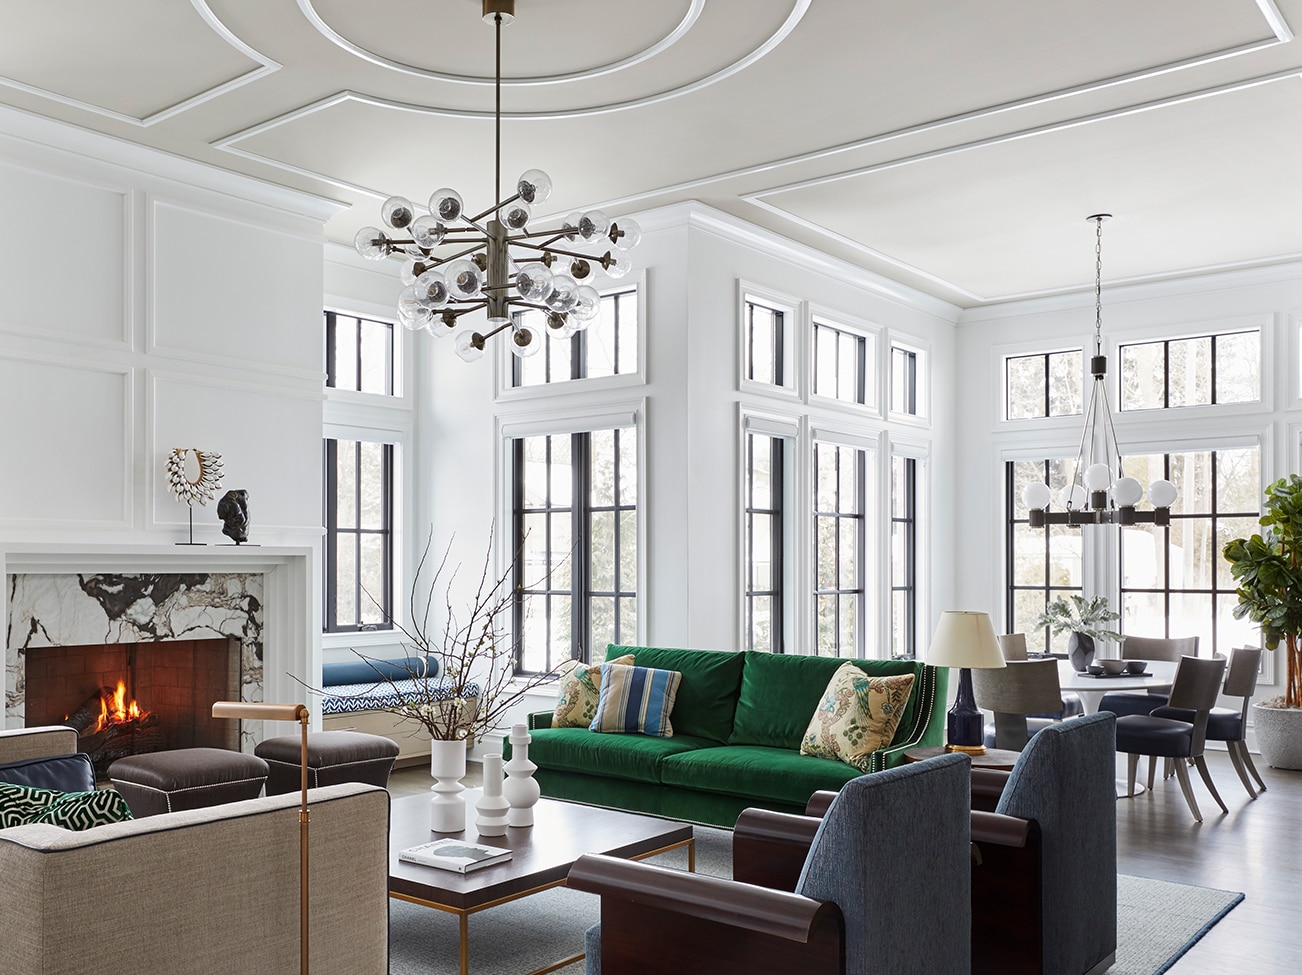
800, 663, 915, 772
552, 654, 636, 728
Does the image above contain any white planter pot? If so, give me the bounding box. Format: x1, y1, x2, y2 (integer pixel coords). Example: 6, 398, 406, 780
429, 738, 468, 833
1252, 702, 1302, 770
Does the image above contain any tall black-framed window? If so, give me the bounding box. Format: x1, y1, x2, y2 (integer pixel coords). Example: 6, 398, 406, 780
814, 442, 866, 657
323, 439, 394, 632
890, 455, 917, 658
812, 322, 866, 405
513, 427, 637, 673
1119, 446, 1260, 654
325, 311, 394, 395
1005, 458, 1082, 652
745, 432, 784, 652
744, 298, 785, 386
1119, 330, 1260, 411
1005, 350, 1082, 420
512, 288, 638, 387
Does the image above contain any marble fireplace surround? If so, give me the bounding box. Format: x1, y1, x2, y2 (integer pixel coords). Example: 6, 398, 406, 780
2, 543, 317, 749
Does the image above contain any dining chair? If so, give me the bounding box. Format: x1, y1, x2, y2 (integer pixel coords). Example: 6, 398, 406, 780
1158, 646, 1266, 799
973, 658, 1067, 751
1114, 654, 1228, 821
1000, 632, 1085, 719
1098, 635, 1199, 718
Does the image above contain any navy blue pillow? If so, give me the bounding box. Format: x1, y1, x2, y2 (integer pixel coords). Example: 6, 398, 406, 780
322, 654, 440, 687
0, 752, 95, 792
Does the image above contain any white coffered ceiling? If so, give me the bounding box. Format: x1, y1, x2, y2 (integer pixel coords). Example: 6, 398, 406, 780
3, 0, 1300, 306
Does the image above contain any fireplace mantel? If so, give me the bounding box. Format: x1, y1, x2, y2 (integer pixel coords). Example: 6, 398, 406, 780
2, 542, 319, 738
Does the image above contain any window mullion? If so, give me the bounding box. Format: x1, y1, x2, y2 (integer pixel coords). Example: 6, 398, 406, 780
572, 432, 589, 661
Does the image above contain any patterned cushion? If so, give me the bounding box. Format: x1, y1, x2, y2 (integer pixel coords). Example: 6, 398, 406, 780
800, 663, 916, 772
319, 677, 480, 715
553, 654, 636, 728
0, 781, 134, 831
590, 663, 683, 738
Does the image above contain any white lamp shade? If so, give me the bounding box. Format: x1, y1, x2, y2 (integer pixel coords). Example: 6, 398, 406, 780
1111, 476, 1143, 507
1148, 478, 1178, 508
926, 611, 1006, 669
1059, 484, 1088, 510
1083, 463, 1112, 492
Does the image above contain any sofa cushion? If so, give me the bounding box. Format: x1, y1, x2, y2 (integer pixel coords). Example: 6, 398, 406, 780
526, 727, 715, 784
553, 654, 636, 728
660, 745, 862, 806
730, 652, 925, 750
0, 752, 95, 792
799, 664, 916, 772
0, 781, 134, 831
605, 645, 744, 743
590, 664, 683, 737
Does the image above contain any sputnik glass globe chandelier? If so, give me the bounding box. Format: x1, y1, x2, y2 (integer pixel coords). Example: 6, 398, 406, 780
353, 0, 640, 362
1021, 214, 1177, 528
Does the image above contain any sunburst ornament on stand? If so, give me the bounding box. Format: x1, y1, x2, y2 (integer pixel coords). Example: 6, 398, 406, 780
353, 0, 640, 362
166, 447, 224, 545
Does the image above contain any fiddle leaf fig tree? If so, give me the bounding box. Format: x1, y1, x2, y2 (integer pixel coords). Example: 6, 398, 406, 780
1224, 474, 1302, 709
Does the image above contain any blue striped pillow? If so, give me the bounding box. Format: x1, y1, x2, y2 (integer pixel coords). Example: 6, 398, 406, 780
589, 663, 683, 737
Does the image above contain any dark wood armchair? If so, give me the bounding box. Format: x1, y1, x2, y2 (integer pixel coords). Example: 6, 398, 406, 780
567, 753, 974, 975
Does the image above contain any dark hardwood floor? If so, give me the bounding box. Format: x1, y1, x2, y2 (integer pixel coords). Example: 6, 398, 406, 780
388, 749, 1300, 972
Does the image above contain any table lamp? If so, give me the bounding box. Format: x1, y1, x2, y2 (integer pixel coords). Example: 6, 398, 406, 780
213, 701, 311, 975
927, 611, 1006, 755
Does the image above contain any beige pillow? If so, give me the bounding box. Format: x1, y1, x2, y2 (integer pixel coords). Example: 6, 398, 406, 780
552, 654, 636, 728
800, 663, 916, 772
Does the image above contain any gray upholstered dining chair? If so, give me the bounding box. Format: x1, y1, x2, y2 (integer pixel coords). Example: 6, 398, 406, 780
973, 658, 1066, 751
999, 632, 1085, 719
1098, 634, 1199, 718
1114, 654, 1227, 821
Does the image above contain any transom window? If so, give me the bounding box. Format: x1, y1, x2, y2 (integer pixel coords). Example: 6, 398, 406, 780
744, 297, 786, 387
814, 442, 865, 656
513, 288, 638, 387
1006, 351, 1082, 420
323, 439, 394, 632
744, 433, 784, 653
891, 347, 918, 416
325, 311, 393, 395
890, 455, 917, 658
813, 322, 866, 405
514, 427, 638, 672
1119, 330, 1260, 411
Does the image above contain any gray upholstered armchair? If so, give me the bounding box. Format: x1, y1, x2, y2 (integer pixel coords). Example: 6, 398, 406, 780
568, 753, 973, 975
969, 711, 1118, 975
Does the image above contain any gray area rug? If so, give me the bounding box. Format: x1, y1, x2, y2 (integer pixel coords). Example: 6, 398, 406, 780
388, 826, 1241, 975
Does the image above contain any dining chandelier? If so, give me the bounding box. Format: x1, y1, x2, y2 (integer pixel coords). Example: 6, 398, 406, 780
352, 0, 640, 362
1021, 214, 1177, 528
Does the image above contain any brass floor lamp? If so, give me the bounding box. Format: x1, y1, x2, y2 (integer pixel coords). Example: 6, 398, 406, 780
213, 701, 311, 975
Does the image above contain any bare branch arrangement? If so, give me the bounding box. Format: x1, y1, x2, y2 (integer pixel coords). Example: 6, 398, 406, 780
344, 527, 558, 742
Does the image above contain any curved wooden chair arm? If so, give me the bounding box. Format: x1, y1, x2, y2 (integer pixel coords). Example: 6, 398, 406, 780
971, 810, 1034, 848
733, 808, 822, 890
804, 790, 839, 817
567, 854, 842, 942
971, 768, 1011, 812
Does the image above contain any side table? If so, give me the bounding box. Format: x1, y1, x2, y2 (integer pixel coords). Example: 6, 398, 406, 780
903, 745, 1021, 771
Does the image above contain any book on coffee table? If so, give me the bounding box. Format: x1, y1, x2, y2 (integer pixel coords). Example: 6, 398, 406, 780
399, 838, 513, 873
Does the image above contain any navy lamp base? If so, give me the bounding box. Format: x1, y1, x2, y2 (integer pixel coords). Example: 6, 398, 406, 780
944, 667, 987, 756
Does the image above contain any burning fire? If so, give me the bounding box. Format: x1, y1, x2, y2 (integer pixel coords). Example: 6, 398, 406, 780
95, 680, 149, 732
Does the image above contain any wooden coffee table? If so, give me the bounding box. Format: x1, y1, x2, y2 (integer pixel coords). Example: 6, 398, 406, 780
389, 793, 695, 975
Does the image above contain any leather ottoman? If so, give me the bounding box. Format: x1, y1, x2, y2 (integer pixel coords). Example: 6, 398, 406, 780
108, 748, 269, 817
255, 730, 399, 795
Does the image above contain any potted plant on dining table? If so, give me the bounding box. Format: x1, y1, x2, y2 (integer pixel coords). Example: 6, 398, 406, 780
1224, 474, 1302, 769
1031, 594, 1124, 673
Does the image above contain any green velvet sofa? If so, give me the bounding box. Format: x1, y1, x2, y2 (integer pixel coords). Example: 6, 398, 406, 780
518, 645, 948, 827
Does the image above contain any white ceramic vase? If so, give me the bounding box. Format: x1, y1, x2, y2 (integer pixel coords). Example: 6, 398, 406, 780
503, 723, 541, 827
475, 753, 511, 836
429, 737, 468, 833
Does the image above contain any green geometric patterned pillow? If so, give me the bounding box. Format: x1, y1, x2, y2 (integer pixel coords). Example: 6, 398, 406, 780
0, 781, 134, 831
800, 663, 915, 773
